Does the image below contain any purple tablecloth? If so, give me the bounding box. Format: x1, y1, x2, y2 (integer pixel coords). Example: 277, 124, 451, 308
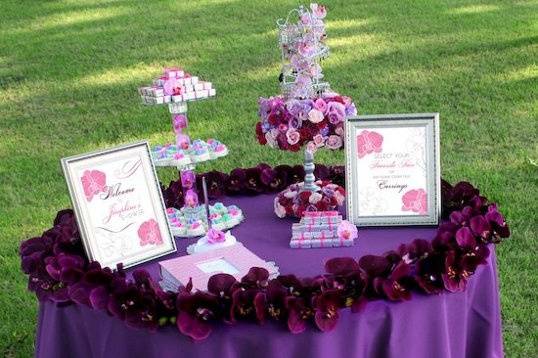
35, 195, 503, 358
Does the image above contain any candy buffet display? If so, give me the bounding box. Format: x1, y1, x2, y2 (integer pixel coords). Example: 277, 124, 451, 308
255, 3, 357, 218
139, 68, 243, 237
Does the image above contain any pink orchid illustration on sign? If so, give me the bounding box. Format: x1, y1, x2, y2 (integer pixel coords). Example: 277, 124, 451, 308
356, 130, 383, 158
401, 189, 428, 215
80, 170, 107, 202
138, 219, 163, 246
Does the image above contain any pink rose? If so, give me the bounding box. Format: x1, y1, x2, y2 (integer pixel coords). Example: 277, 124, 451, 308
335, 125, 344, 136
310, 3, 327, 19
184, 189, 199, 208
313, 98, 328, 114
337, 220, 358, 240
306, 141, 318, 154
300, 13, 312, 25
313, 134, 325, 147
298, 42, 315, 57
173, 114, 188, 132
286, 128, 301, 145
326, 135, 343, 150
163, 77, 177, 96
206, 228, 226, 244
326, 101, 346, 124
401, 189, 428, 215
356, 130, 383, 158
308, 109, 324, 124
138, 219, 163, 246
80, 170, 107, 202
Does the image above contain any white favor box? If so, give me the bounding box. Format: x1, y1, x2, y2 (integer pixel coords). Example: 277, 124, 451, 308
202, 82, 212, 90
195, 90, 208, 99
172, 95, 183, 102
194, 83, 204, 91
183, 92, 196, 100
155, 96, 164, 104
191, 76, 199, 84
208, 88, 216, 96
164, 95, 171, 103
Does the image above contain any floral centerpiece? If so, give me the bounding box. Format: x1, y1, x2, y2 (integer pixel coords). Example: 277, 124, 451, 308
255, 3, 357, 218
256, 95, 357, 152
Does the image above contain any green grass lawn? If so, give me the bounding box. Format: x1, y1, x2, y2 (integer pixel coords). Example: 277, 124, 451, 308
1, 0, 536, 356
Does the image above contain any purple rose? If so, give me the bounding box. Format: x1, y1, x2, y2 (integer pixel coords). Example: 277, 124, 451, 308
345, 102, 357, 117
326, 101, 346, 124
326, 135, 343, 150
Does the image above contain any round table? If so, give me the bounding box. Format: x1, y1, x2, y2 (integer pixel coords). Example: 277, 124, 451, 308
35, 194, 503, 358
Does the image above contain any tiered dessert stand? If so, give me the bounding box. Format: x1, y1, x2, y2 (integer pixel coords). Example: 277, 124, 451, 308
139, 68, 243, 237
256, 4, 356, 218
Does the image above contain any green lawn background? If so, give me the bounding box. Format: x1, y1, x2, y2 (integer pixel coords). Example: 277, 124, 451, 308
0, 0, 536, 356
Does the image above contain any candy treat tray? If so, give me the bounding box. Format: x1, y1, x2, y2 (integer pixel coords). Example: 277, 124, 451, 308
151, 139, 229, 169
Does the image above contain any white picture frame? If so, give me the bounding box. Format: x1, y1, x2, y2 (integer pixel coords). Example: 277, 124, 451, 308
61, 141, 176, 269
345, 113, 441, 226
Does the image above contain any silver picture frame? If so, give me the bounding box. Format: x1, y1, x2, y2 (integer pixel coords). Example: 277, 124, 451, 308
61, 141, 176, 269
345, 113, 441, 226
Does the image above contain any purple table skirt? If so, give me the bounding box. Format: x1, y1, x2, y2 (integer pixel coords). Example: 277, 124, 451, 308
35, 195, 503, 358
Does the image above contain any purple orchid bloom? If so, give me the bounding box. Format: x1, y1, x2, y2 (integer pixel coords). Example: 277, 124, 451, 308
200, 171, 228, 198
373, 261, 412, 301
324, 257, 359, 275
398, 239, 432, 263
441, 247, 489, 293
107, 279, 160, 331
226, 168, 247, 193
243, 168, 264, 194
268, 165, 292, 191
485, 204, 510, 239
285, 296, 313, 334
241, 267, 270, 289
231, 288, 260, 322
455, 227, 477, 251
313, 290, 341, 332
313, 164, 330, 180
254, 280, 288, 323
324, 258, 367, 312
414, 252, 445, 294
176, 290, 220, 340
469, 215, 492, 242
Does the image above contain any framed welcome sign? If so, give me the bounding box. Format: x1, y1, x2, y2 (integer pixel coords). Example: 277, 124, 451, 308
61, 141, 176, 269
345, 113, 441, 226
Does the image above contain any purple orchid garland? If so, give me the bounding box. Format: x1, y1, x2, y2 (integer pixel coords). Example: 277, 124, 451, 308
20, 163, 509, 340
